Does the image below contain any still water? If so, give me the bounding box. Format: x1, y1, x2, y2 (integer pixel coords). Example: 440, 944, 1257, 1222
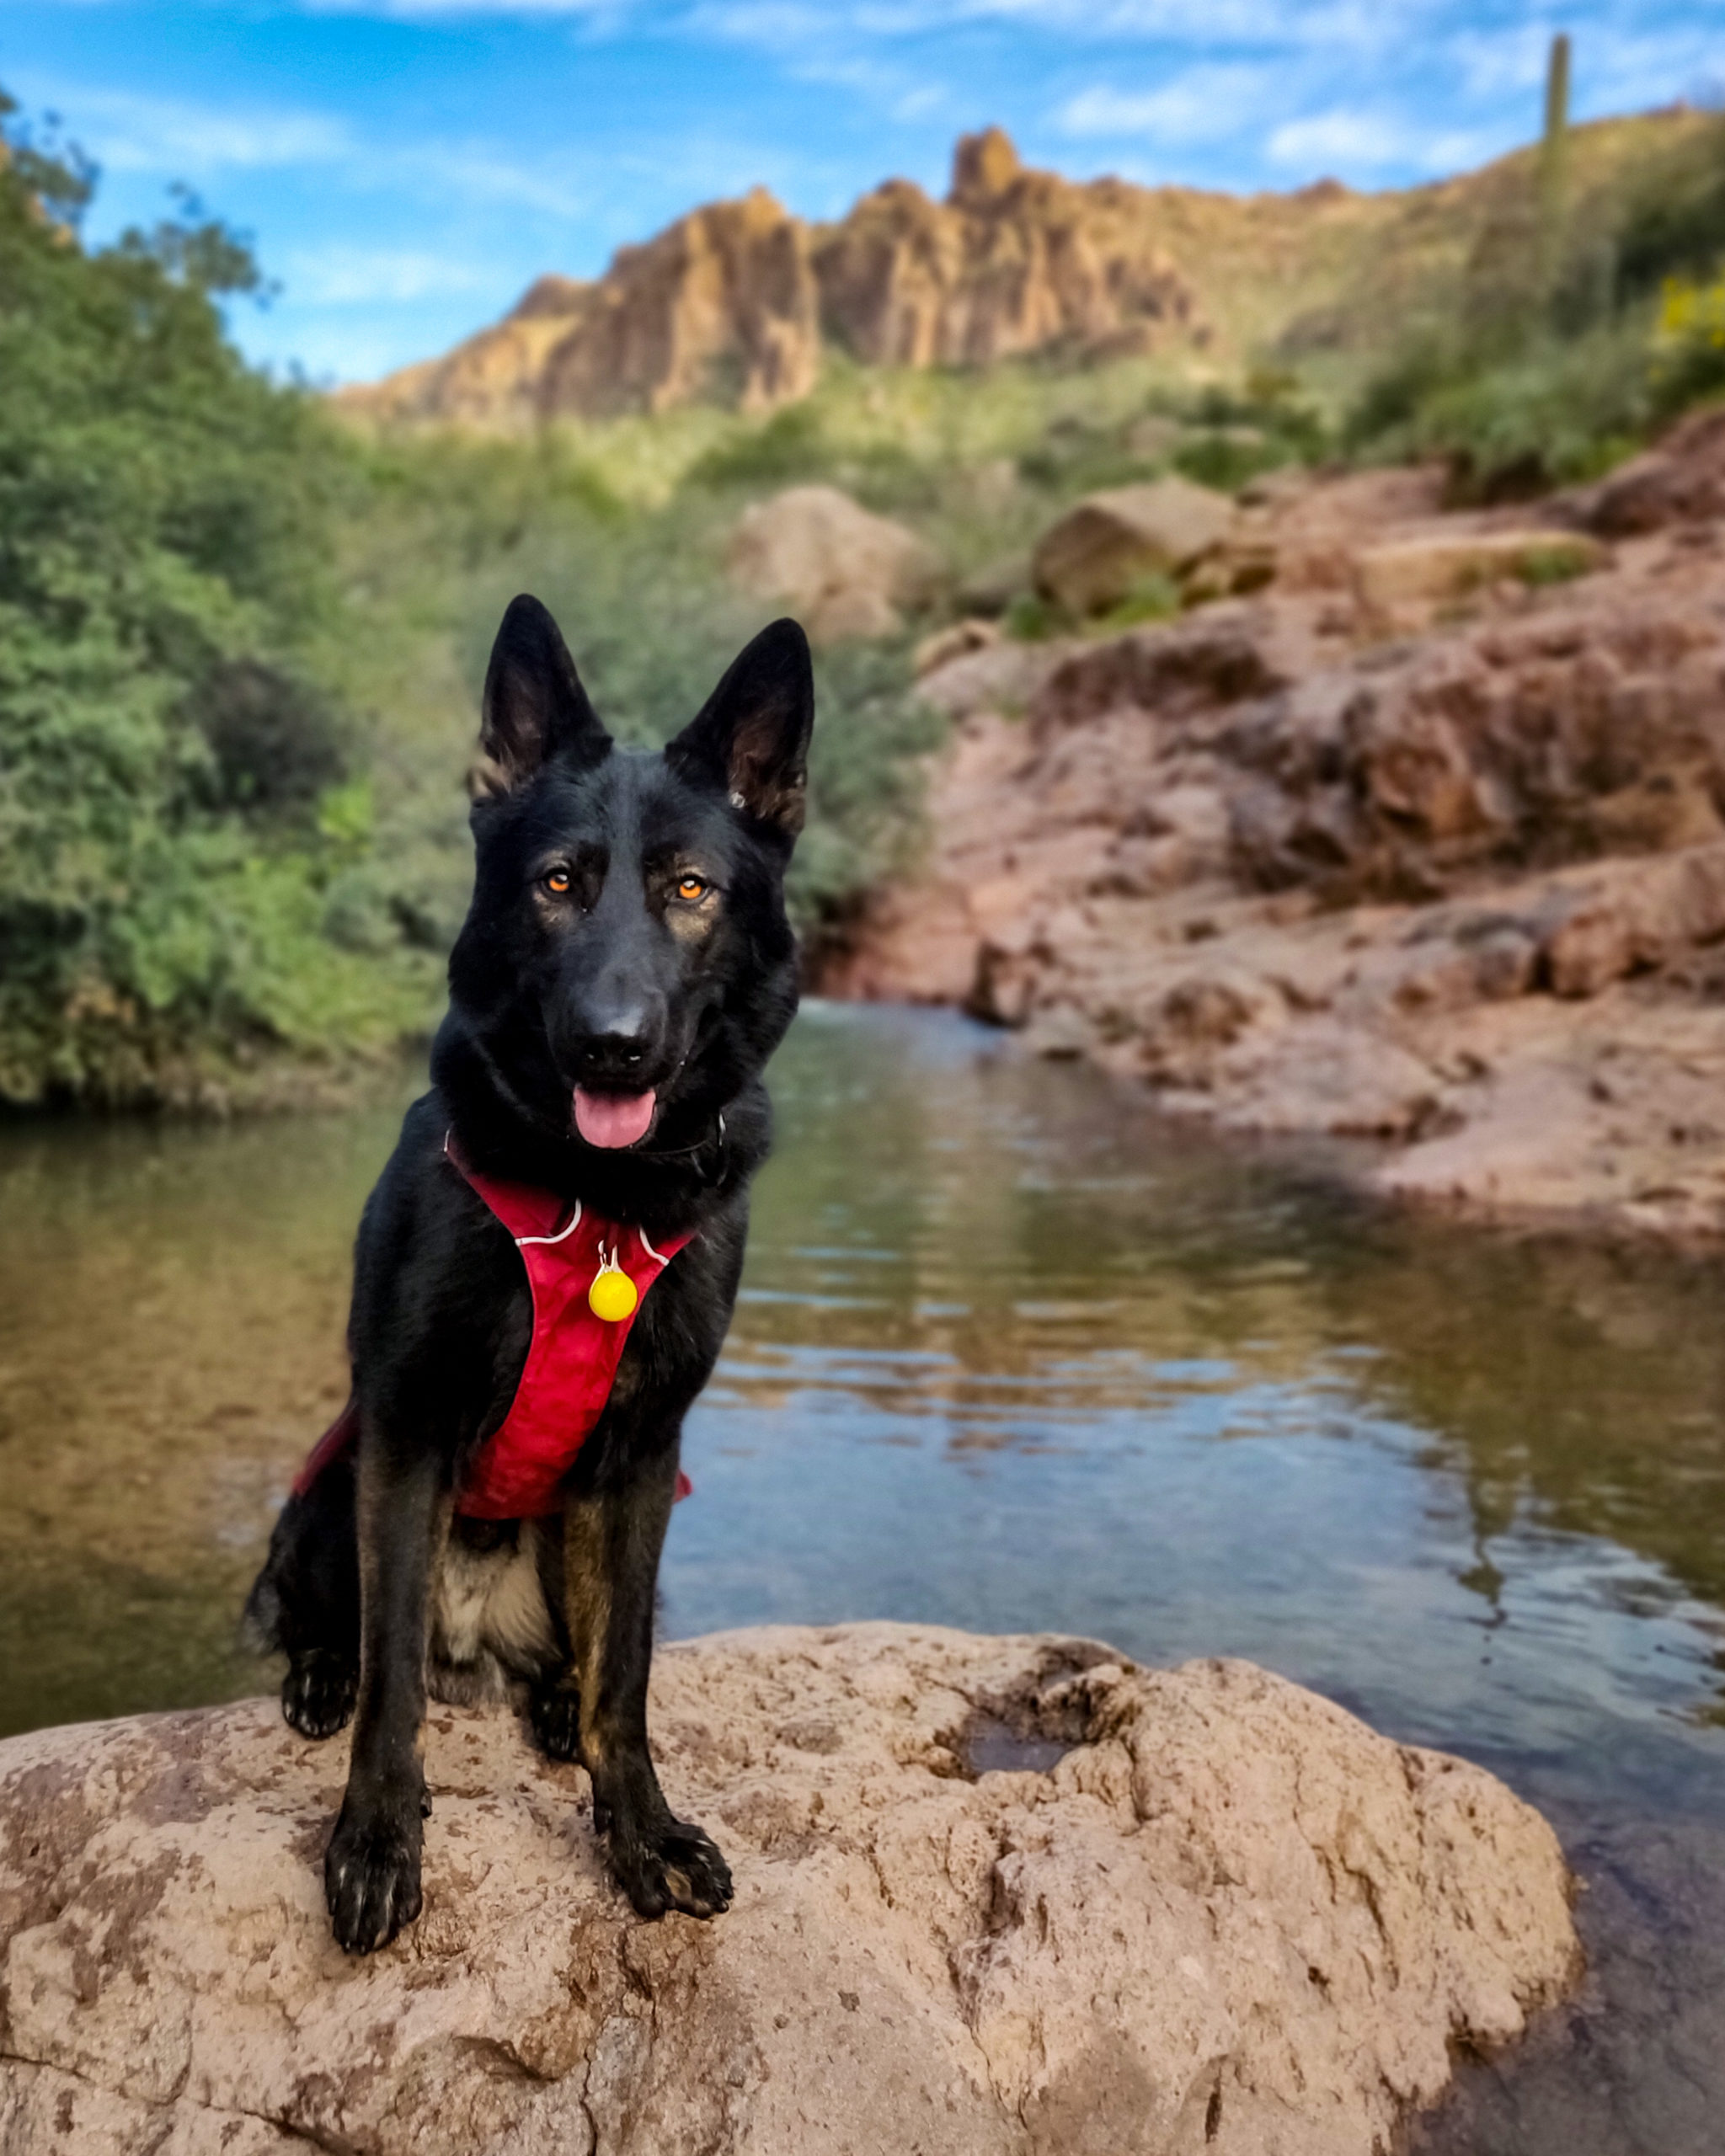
3, 1003, 1723, 2151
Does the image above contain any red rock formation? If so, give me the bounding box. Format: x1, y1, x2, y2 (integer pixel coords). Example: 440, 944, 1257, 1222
343, 188, 819, 424
813, 128, 1204, 371
340, 129, 1211, 425
339, 110, 1707, 428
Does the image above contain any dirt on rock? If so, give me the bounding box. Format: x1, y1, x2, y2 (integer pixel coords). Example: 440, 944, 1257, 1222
825, 417, 1725, 1241
0, 1625, 1575, 2156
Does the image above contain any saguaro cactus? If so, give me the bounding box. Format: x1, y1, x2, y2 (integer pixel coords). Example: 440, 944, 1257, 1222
1538, 32, 1573, 294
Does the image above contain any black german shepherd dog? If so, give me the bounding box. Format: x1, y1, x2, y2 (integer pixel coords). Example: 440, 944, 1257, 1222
244, 595, 813, 1955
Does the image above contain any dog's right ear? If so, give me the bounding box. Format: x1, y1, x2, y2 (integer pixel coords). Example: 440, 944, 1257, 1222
471, 595, 610, 799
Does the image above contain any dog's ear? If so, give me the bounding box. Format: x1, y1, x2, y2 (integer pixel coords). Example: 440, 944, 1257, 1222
471, 595, 610, 798
667, 617, 814, 838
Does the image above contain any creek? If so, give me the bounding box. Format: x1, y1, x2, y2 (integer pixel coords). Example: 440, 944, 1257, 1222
2, 1002, 1721, 2151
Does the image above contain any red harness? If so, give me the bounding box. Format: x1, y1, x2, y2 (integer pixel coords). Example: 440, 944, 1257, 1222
292, 1139, 694, 1518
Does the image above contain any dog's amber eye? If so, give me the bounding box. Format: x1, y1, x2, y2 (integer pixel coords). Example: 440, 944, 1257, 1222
543, 867, 571, 896
675, 875, 708, 902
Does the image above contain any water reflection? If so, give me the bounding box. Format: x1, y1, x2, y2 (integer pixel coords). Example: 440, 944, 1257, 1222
1, 1003, 1722, 2152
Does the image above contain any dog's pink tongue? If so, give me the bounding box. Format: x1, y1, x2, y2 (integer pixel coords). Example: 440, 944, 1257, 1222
573, 1086, 656, 1149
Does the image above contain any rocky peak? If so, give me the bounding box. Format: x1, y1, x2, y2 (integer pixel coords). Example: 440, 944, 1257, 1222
342, 126, 1214, 426
508, 273, 588, 321
949, 124, 1023, 207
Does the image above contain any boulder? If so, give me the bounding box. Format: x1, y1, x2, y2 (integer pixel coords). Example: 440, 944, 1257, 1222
1552, 405, 1725, 538
1032, 479, 1237, 616
725, 487, 940, 644
1352, 531, 1606, 620
0, 1624, 1577, 2156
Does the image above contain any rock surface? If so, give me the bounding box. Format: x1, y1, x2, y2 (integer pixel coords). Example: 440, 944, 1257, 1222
0, 1625, 1576, 2155
1032, 478, 1236, 616
725, 486, 940, 645
825, 423, 1725, 1240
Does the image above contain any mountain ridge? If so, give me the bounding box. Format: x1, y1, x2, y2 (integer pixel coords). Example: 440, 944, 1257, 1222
338, 111, 1704, 430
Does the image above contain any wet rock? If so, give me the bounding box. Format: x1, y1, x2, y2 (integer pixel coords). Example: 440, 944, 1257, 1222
968, 922, 1046, 1027
1214, 1021, 1446, 1139
726, 486, 940, 644
0, 1625, 1577, 2156
1032, 479, 1236, 616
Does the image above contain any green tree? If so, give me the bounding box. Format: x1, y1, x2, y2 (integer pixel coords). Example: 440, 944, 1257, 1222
0, 92, 429, 1104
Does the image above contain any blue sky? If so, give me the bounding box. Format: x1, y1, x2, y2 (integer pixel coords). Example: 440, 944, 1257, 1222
3, 2, 1721, 385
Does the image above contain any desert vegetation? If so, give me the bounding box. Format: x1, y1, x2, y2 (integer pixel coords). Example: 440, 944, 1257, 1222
1341, 51, 1725, 493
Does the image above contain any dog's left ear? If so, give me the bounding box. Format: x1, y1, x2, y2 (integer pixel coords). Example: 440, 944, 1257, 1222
667, 618, 814, 838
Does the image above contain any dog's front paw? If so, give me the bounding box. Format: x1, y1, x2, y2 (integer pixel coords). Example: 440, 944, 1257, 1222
609, 1816, 734, 1921
282, 1652, 356, 1740
324, 1796, 424, 1954
529, 1680, 582, 1762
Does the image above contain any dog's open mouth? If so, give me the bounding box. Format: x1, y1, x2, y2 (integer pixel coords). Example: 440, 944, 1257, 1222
572, 1086, 656, 1149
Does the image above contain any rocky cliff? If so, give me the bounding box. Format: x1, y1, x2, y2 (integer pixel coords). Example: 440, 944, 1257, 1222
339, 112, 1701, 428
347, 129, 1211, 425
350, 187, 820, 423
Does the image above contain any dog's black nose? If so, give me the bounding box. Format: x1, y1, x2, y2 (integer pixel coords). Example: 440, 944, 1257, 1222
571, 1004, 663, 1086
593, 1025, 647, 1071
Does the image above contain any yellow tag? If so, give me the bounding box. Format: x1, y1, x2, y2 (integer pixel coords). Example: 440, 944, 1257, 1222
589, 1257, 638, 1323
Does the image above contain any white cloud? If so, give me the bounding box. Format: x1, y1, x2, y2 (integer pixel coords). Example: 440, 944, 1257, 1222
12, 71, 595, 217
396, 142, 589, 215
894, 82, 948, 121
24, 83, 353, 173
281, 244, 500, 305
334, 0, 1420, 48
1447, 23, 1557, 102
1264, 108, 1404, 170
1055, 65, 1271, 142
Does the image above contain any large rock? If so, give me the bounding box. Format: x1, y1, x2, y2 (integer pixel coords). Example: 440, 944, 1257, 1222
1032, 479, 1236, 616
726, 486, 940, 643
1352, 530, 1607, 625
0, 1624, 1576, 2156
1551, 404, 1725, 538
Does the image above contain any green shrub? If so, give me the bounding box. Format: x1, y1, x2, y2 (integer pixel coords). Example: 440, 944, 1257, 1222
1003, 592, 1063, 641
1345, 110, 1725, 492
1094, 574, 1182, 632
